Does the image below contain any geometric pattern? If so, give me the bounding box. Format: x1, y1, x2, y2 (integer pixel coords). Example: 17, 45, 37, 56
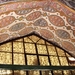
0, 0, 75, 57
0, 35, 75, 75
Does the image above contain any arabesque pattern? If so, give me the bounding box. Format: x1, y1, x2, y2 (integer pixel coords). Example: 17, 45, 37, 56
0, 0, 75, 57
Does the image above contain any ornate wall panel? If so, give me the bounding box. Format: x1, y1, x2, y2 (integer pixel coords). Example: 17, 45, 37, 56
0, 0, 75, 57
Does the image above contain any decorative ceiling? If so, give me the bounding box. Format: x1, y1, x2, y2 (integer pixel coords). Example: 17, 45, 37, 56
0, 0, 75, 10
59, 0, 75, 10
0, 0, 75, 57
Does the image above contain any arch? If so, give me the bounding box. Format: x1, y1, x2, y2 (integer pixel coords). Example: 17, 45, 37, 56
0, 0, 75, 61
